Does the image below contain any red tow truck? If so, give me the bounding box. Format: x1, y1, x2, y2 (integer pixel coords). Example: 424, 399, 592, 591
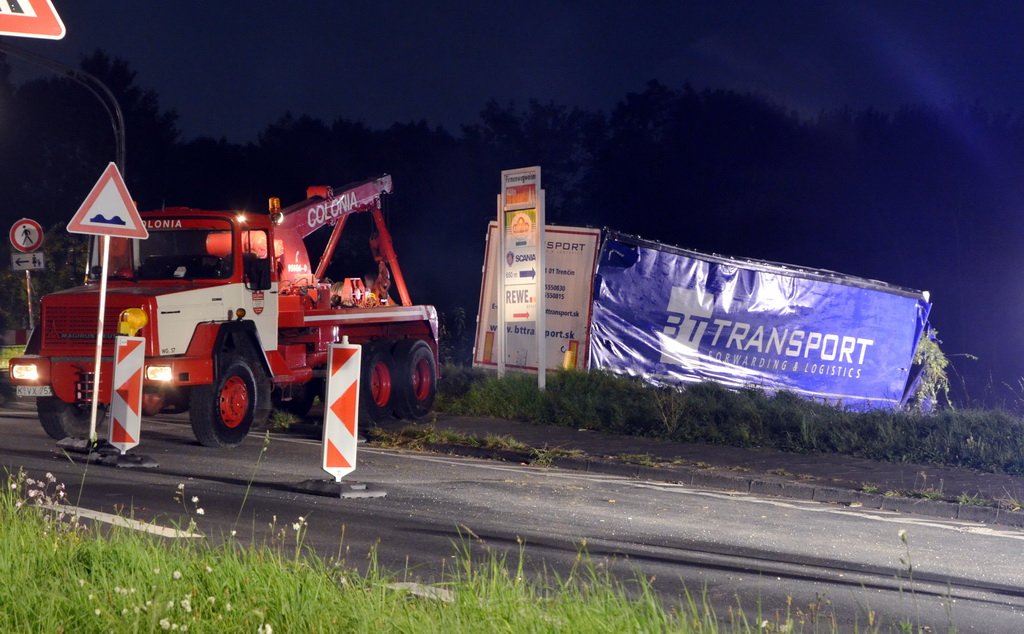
9, 175, 439, 447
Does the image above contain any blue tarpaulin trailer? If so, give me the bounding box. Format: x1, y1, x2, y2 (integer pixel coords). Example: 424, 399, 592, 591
589, 231, 932, 410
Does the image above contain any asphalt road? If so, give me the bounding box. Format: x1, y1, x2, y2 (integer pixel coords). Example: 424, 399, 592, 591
1, 406, 1023, 631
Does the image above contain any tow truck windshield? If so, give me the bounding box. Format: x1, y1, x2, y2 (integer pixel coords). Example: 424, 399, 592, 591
136, 220, 235, 281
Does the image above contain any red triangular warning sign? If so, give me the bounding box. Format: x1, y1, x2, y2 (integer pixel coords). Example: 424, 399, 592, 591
330, 382, 358, 436
0, 0, 65, 40
68, 163, 148, 239
117, 338, 143, 364
326, 439, 351, 469
116, 369, 143, 417
110, 418, 137, 445
331, 347, 358, 377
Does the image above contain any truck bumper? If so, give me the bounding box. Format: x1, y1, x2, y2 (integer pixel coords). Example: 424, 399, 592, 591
9, 355, 214, 406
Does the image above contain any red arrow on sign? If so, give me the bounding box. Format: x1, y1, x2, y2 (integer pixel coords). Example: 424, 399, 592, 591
0, 0, 65, 40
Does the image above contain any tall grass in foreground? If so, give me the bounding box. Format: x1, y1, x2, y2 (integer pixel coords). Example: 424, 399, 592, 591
0, 470, 837, 633
437, 366, 1024, 475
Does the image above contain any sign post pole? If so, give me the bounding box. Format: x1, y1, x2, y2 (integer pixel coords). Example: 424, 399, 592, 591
24, 270, 33, 331
537, 190, 546, 389
86, 234, 110, 443
495, 195, 506, 378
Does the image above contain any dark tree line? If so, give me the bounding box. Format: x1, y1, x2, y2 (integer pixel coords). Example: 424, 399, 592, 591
2, 51, 1022, 404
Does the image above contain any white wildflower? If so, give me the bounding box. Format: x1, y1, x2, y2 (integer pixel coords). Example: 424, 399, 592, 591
77, 579, 85, 587
180, 598, 192, 613
257, 624, 273, 634
94, 609, 101, 616
172, 570, 182, 580
191, 496, 199, 503
177, 483, 185, 491
159, 619, 171, 630
195, 508, 205, 516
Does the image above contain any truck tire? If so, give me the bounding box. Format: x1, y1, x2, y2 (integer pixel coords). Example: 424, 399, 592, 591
189, 354, 270, 448
359, 345, 396, 426
393, 340, 437, 420
38, 397, 93, 440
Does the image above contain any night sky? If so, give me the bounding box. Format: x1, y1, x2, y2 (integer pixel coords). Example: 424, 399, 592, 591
15, 1, 1024, 141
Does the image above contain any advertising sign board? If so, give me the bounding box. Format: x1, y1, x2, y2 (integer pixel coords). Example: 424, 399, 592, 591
475, 222, 600, 371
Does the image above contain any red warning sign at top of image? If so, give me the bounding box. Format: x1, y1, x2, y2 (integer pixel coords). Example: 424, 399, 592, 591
0, 0, 65, 40
68, 163, 149, 239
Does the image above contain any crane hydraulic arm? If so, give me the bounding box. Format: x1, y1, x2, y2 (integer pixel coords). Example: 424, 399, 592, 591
273, 174, 412, 306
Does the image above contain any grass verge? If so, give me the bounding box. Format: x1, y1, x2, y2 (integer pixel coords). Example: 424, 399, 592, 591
437, 365, 1024, 476
0, 469, 893, 633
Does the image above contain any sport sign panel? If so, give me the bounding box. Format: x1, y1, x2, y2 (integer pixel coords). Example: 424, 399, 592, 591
68, 163, 149, 239
321, 342, 362, 481
0, 0, 65, 39
107, 336, 145, 453
475, 222, 601, 371
10, 218, 43, 253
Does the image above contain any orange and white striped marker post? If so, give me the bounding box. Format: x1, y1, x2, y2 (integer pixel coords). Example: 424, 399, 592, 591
107, 336, 144, 453
322, 341, 362, 482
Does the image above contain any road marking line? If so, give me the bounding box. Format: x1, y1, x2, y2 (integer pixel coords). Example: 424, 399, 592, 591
41, 504, 201, 539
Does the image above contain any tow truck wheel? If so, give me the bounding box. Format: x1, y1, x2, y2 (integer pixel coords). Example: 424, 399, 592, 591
190, 355, 269, 448
37, 397, 93, 440
393, 340, 437, 420
359, 346, 397, 425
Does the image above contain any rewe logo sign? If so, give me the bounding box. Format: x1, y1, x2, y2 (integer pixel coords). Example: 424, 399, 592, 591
0, 0, 65, 40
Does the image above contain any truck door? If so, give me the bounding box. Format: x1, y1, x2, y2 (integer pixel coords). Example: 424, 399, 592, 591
241, 229, 279, 351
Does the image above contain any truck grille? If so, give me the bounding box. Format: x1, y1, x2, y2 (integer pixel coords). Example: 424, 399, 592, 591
41, 303, 128, 354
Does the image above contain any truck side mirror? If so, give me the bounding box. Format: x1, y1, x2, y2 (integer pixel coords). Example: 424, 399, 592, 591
243, 254, 272, 291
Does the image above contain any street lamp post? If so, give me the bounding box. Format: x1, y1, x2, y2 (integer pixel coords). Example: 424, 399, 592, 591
0, 42, 125, 174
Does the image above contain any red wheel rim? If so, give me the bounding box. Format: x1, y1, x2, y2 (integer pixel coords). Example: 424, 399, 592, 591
219, 376, 249, 428
411, 357, 433, 402
370, 361, 392, 407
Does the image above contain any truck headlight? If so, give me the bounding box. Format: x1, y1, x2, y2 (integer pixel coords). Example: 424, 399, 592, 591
10, 363, 39, 381
146, 365, 173, 382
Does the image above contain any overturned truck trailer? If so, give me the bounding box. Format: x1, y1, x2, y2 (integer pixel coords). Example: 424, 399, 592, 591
590, 231, 932, 410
